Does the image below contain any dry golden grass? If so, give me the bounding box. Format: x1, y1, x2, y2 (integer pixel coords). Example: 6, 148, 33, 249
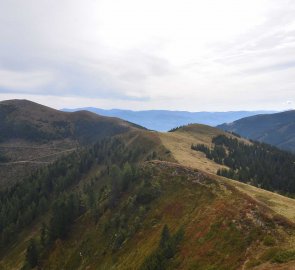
221, 177, 295, 223
159, 124, 227, 174
159, 124, 295, 224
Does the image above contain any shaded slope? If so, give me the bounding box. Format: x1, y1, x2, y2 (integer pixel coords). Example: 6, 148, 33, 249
218, 110, 295, 152
0, 99, 141, 143
0, 99, 142, 188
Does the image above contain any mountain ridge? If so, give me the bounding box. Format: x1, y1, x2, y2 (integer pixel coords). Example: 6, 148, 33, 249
62, 107, 276, 131
1, 100, 295, 269
0, 99, 142, 188
218, 110, 295, 152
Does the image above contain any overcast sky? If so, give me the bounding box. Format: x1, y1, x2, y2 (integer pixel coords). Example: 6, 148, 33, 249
0, 0, 295, 111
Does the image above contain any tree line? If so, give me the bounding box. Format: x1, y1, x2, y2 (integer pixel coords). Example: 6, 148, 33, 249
192, 135, 295, 196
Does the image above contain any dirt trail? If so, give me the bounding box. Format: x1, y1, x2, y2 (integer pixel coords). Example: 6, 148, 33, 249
0, 148, 76, 165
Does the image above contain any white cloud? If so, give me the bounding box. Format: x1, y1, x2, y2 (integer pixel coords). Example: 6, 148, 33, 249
0, 0, 295, 110
0, 69, 55, 90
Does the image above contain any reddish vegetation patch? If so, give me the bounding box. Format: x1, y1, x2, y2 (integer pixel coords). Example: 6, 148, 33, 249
186, 210, 212, 238
254, 262, 295, 270
214, 199, 235, 215
272, 214, 295, 228
162, 201, 184, 218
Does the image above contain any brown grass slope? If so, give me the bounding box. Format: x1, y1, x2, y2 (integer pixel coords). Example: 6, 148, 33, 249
160, 124, 295, 223
160, 124, 295, 268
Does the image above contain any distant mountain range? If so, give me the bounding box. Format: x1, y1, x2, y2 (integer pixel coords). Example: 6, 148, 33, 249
62, 107, 276, 131
218, 110, 295, 152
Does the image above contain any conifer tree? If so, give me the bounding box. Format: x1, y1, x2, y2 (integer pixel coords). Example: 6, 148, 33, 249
160, 224, 170, 248
25, 238, 39, 268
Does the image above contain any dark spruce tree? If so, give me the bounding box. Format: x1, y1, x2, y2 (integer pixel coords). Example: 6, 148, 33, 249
23, 238, 39, 269
140, 225, 184, 270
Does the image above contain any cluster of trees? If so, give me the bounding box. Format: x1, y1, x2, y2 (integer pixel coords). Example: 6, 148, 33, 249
22, 192, 83, 269
168, 125, 186, 132
48, 193, 82, 240
191, 143, 226, 164
21, 160, 160, 268
0, 149, 89, 249
227, 131, 241, 138
108, 163, 137, 209
20, 159, 162, 268
0, 136, 145, 251
1, 133, 160, 268
193, 135, 295, 195
103, 165, 162, 252
140, 225, 184, 270
21, 193, 81, 269
0, 115, 164, 267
